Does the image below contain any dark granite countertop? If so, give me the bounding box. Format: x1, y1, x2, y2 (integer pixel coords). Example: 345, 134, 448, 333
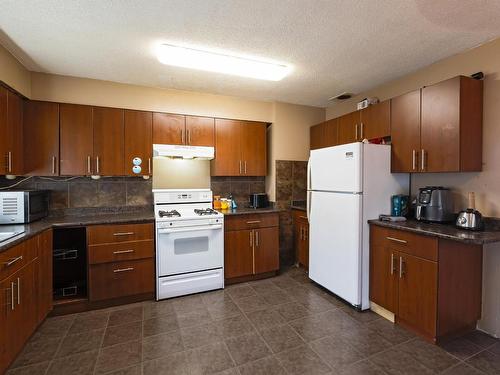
368, 218, 500, 245
219, 207, 283, 216
0, 210, 154, 253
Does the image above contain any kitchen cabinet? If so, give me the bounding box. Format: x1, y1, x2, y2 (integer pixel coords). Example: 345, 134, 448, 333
338, 110, 360, 144
124, 110, 152, 176
87, 223, 154, 301
309, 119, 338, 150
359, 100, 391, 140
391, 76, 483, 173
93, 107, 125, 176
224, 213, 279, 283
212, 119, 267, 176
23, 101, 60, 176
369, 224, 482, 342
37, 230, 53, 322
293, 209, 309, 269
60, 104, 93, 175
153, 113, 214, 147
0, 87, 24, 175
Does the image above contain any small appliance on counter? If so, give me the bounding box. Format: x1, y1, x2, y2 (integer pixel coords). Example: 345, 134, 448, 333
0, 190, 50, 224
249, 193, 269, 209
391, 194, 409, 217
456, 192, 484, 231
415, 186, 455, 223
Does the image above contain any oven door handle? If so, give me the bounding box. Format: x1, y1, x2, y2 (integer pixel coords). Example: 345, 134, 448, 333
158, 224, 223, 234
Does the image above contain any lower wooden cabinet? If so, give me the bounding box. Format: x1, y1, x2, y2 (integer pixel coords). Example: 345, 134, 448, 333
293, 209, 309, 269
224, 213, 279, 282
87, 223, 154, 302
0, 231, 53, 374
369, 225, 482, 342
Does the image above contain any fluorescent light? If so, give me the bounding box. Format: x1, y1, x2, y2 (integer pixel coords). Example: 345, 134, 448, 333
157, 44, 291, 81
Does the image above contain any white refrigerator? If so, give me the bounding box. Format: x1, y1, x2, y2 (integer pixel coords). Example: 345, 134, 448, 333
307, 142, 408, 310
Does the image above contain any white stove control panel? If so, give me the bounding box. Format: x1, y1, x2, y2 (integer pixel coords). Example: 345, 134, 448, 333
153, 189, 212, 204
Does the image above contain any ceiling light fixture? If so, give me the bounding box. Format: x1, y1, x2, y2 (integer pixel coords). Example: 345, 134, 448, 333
157, 44, 291, 81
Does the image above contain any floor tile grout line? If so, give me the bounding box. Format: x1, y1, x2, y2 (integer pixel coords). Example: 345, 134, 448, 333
92, 312, 110, 375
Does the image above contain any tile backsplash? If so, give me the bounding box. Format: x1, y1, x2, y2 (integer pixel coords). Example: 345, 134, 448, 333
211, 176, 266, 208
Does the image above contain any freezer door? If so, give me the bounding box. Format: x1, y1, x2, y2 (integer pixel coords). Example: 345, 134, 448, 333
308, 190, 362, 307
309, 142, 362, 193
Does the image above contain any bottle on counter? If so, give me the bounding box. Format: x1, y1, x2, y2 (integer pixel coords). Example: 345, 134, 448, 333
229, 194, 237, 209
213, 195, 222, 210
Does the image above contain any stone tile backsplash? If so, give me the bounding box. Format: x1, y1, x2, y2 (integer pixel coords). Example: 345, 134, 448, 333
211, 176, 266, 208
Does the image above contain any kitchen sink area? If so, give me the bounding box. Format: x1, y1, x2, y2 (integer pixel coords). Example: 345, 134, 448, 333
0, 227, 25, 243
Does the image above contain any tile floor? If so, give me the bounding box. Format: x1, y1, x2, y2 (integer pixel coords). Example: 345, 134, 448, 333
7, 267, 499, 375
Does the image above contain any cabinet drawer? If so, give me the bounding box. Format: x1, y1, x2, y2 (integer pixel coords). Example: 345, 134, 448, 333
293, 210, 308, 225
0, 237, 38, 281
89, 258, 154, 301
87, 223, 154, 245
384, 228, 437, 262
88, 240, 154, 265
225, 213, 279, 231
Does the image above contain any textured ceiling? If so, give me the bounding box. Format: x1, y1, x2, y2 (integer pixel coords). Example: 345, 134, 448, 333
1, 0, 500, 107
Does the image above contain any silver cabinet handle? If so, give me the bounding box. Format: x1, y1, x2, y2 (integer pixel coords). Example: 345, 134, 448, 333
244, 161, 247, 174
96, 156, 100, 174
399, 257, 405, 278
113, 267, 134, 273
113, 249, 134, 254
360, 122, 364, 139
17, 277, 20, 305
300, 226, 304, 241
187, 129, 191, 145
390, 253, 395, 275
249, 231, 253, 247
10, 282, 14, 311
148, 158, 151, 175
412, 150, 416, 171
87, 156, 92, 174
113, 232, 134, 236
4, 255, 23, 267
252, 235, 256, 274
239, 160, 242, 174
52, 156, 57, 174
181, 129, 185, 144
355, 124, 359, 140
386, 236, 407, 244
304, 228, 308, 241
255, 231, 259, 247
7, 151, 12, 173
246, 220, 261, 224
421, 149, 425, 171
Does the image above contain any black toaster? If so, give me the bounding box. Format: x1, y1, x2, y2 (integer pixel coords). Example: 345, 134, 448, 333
249, 193, 269, 209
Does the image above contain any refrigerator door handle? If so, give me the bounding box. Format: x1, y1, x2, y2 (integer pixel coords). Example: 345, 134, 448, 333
307, 191, 312, 223
307, 157, 311, 190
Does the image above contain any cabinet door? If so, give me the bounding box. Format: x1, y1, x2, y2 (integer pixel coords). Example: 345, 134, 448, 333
338, 111, 359, 144
0, 272, 16, 374
224, 230, 254, 278
398, 253, 437, 337
152, 113, 185, 145
301, 223, 309, 269
421, 77, 460, 172
6, 91, 23, 175
310, 123, 325, 150
23, 101, 60, 176
360, 100, 391, 140
124, 110, 152, 176
391, 90, 421, 173
37, 230, 53, 321
212, 119, 241, 176
254, 227, 279, 274
93, 107, 124, 176
370, 245, 398, 313
185, 116, 214, 146
60, 104, 93, 175
0, 87, 7, 174
240, 121, 267, 176
324, 118, 339, 147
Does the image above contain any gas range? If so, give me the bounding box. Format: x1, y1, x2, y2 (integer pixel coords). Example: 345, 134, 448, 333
153, 189, 224, 300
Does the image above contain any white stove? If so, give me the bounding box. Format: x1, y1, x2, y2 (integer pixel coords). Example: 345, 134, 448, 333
153, 189, 224, 300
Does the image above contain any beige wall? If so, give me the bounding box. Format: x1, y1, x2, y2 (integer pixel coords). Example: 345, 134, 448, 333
0, 44, 31, 97
326, 37, 500, 337
266, 102, 325, 201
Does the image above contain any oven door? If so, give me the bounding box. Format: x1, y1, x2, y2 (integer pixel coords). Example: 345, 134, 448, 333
157, 223, 223, 276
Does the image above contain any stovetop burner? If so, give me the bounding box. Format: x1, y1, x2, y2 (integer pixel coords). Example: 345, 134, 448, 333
194, 208, 218, 216
159, 210, 181, 218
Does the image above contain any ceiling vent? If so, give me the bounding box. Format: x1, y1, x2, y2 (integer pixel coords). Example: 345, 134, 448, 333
328, 92, 353, 102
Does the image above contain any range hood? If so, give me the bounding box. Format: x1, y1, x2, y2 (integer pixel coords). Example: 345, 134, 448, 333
153, 144, 214, 160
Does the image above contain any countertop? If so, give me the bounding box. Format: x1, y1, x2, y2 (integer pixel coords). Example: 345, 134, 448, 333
291, 202, 306, 211
218, 207, 283, 216
0, 210, 154, 253
368, 218, 500, 245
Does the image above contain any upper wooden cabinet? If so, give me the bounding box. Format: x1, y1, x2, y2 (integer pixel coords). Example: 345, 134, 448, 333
60, 104, 93, 176
310, 119, 338, 150
124, 110, 152, 176
153, 113, 214, 147
391, 76, 483, 173
391, 90, 421, 173
211, 119, 267, 176
93, 107, 125, 176
359, 100, 391, 140
23, 101, 59, 176
338, 110, 360, 144
0, 87, 24, 175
